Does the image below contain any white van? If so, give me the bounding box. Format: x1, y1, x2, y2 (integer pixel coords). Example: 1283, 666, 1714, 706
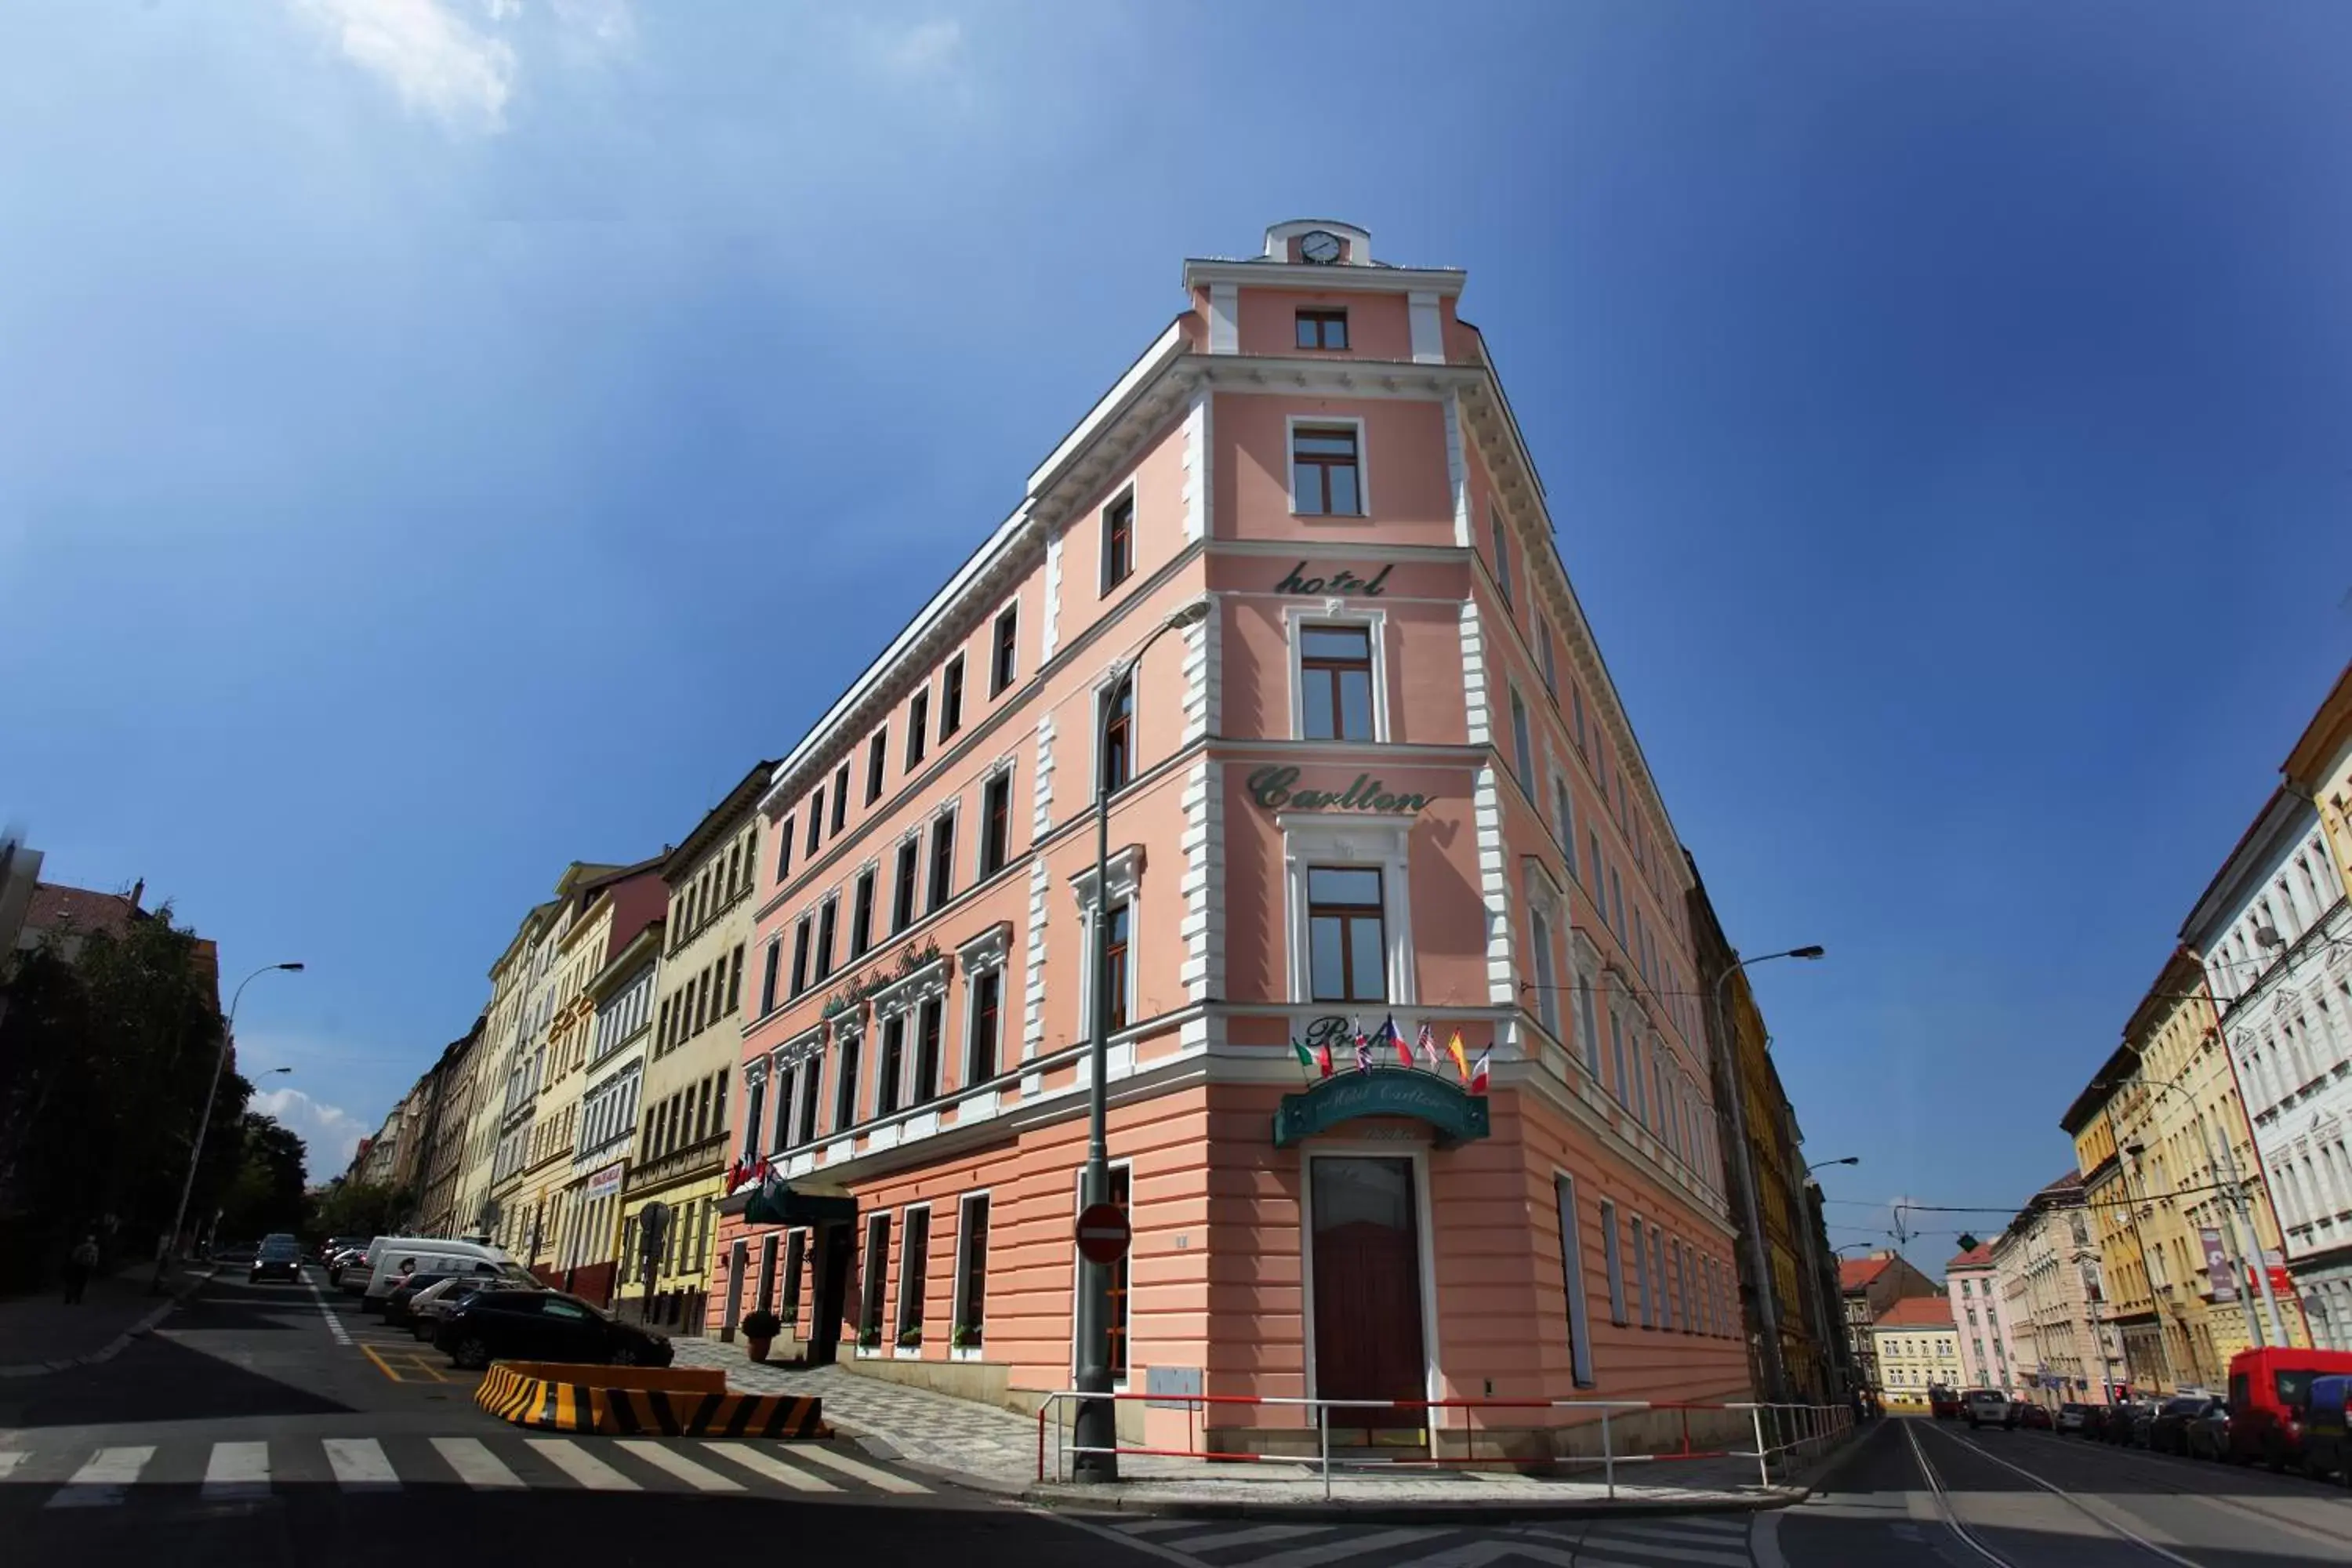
358, 1239, 520, 1310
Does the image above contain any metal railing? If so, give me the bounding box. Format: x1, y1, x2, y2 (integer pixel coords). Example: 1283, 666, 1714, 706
1033, 1390, 1855, 1497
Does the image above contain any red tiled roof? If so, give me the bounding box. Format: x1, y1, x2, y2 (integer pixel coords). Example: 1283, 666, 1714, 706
1839, 1257, 1893, 1291
1873, 1296, 1955, 1330
1947, 1243, 1994, 1271
21, 882, 142, 942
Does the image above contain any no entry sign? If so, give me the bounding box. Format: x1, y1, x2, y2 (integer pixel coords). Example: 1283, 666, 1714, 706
1076, 1203, 1131, 1265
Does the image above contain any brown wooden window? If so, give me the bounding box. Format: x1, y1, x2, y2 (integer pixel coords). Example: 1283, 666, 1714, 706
727, 942, 745, 1013
940, 655, 964, 741
830, 764, 850, 833
893, 837, 920, 932
850, 869, 875, 958
1308, 866, 1386, 1002
908, 690, 930, 767
866, 731, 887, 803
806, 794, 823, 855
991, 605, 1018, 695
1102, 901, 1131, 1033
876, 1014, 904, 1117
968, 969, 1000, 1084
834, 1030, 862, 1131
1291, 425, 1361, 515
955, 1193, 989, 1346
914, 995, 942, 1102
980, 771, 1011, 876
777, 817, 794, 882
1101, 492, 1134, 592
928, 811, 956, 911
1299, 624, 1374, 740
1098, 677, 1134, 797
789, 917, 811, 997
1295, 309, 1348, 350
814, 896, 837, 980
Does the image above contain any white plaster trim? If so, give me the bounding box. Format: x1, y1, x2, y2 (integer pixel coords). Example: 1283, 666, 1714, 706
956, 920, 1013, 975
1473, 764, 1518, 1017
1098, 481, 1138, 597
1443, 390, 1472, 546
1182, 594, 1222, 746
1282, 602, 1391, 743
1276, 811, 1419, 1006
1179, 759, 1225, 1051
1408, 290, 1444, 365
869, 954, 951, 1022
1022, 859, 1050, 1062
1285, 412, 1370, 518
1032, 711, 1056, 838
1040, 529, 1065, 665
1181, 387, 1211, 542
1072, 846, 1146, 1043
1207, 282, 1238, 354
1459, 597, 1491, 748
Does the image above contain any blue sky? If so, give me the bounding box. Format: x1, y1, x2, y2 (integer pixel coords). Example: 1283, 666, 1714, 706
4, 2, 2347, 1261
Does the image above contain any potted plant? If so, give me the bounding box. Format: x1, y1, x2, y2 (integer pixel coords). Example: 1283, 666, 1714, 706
858, 1324, 883, 1351
740, 1308, 782, 1363
896, 1324, 923, 1351
951, 1322, 982, 1352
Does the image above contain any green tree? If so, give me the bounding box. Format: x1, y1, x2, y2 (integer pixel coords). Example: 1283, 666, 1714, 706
306, 1178, 411, 1243
218, 1114, 308, 1241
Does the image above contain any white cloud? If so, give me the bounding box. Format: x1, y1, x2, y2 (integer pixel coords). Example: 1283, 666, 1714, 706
291, 0, 517, 133
252, 1087, 368, 1181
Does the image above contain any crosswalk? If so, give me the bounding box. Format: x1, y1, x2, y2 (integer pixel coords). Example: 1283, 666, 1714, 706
0, 1433, 932, 1508
1094, 1510, 1755, 1568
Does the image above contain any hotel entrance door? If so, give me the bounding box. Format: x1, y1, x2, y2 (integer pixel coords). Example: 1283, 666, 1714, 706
1308, 1156, 1428, 1435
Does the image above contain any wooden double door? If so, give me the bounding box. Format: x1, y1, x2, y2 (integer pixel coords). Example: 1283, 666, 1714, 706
1308, 1155, 1429, 1434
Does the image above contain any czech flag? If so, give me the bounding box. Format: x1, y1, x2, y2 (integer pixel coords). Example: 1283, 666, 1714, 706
1381, 1014, 1413, 1067
1469, 1046, 1491, 1095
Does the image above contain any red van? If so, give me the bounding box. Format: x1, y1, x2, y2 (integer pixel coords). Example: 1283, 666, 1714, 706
2227, 1346, 2352, 1470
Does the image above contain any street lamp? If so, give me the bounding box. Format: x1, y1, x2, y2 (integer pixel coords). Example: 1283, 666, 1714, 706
154, 961, 303, 1291
1708, 944, 1825, 1403
1808, 1156, 1860, 1175
1073, 598, 1210, 1484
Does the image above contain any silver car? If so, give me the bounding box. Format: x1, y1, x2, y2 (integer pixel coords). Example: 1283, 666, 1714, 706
405, 1269, 540, 1339
1965, 1390, 2015, 1429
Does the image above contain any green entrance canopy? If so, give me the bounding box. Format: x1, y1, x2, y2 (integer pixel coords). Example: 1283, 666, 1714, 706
1272, 1070, 1491, 1149
739, 1180, 858, 1228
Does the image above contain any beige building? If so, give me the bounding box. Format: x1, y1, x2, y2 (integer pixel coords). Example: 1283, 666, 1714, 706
614, 762, 770, 1333
1869, 1297, 1961, 1410
1991, 1171, 2108, 1407
452, 897, 559, 1240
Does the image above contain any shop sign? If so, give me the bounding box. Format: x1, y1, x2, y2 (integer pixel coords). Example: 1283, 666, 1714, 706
1272, 1069, 1490, 1149
1275, 561, 1392, 597
2199, 1228, 2236, 1301
1247, 765, 1429, 815
586, 1162, 626, 1200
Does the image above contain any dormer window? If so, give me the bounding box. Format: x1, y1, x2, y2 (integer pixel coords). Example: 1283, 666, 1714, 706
1295, 309, 1348, 350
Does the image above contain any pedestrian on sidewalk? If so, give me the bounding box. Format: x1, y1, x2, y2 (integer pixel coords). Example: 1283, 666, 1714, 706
63, 1234, 100, 1304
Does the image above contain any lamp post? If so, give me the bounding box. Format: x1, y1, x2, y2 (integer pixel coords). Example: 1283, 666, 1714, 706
154, 961, 303, 1291
1808, 1156, 1860, 1174
1708, 944, 1824, 1403
1073, 599, 1210, 1483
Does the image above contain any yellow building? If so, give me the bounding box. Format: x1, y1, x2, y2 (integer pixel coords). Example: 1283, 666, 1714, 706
1870, 1298, 1962, 1410
2062, 1073, 2137, 1398
615, 761, 770, 1334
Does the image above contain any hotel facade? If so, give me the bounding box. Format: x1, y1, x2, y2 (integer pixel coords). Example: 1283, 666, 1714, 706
710, 220, 1752, 1461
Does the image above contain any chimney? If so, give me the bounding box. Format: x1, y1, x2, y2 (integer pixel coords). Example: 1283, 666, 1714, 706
128, 879, 143, 911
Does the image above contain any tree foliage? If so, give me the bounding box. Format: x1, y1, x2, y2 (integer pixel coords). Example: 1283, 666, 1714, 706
219, 1113, 308, 1241
306, 1178, 411, 1243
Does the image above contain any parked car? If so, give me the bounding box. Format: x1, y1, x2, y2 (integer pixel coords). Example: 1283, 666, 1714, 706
2147, 1395, 2223, 1457
434, 1290, 672, 1371
2227, 1346, 2352, 1472
384, 1264, 537, 1327
212, 1242, 258, 1265
405, 1275, 531, 1340
2299, 1374, 2351, 1483
2016, 1401, 2053, 1432
2101, 1399, 2151, 1445
1929, 1388, 1964, 1420
249, 1236, 303, 1284
2185, 1399, 2233, 1461
361, 1240, 517, 1312
1964, 1390, 2015, 1429
2057, 1402, 2094, 1436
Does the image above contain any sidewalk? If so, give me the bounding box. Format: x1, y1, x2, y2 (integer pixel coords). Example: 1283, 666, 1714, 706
0, 1261, 212, 1378
669, 1339, 1824, 1519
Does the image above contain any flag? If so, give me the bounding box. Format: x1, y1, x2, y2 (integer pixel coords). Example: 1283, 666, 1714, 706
1292, 1039, 1315, 1079
1354, 1019, 1373, 1074
1446, 1029, 1470, 1082
1316, 1036, 1334, 1077
1383, 1014, 1412, 1068
1469, 1046, 1491, 1094
1417, 1022, 1440, 1070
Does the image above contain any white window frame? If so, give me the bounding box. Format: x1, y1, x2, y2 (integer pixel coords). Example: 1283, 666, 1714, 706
1284, 413, 1370, 518
895, 1203, 931, 1358
1091, 662, 1141, 802
957, 922, 1013, 1089
974, 759, 1018, 881
1071, 845, 1145, 1040
1283, 602, 1393, 744
951, 1189, 992, 1363
1277, 811, 1418, 1007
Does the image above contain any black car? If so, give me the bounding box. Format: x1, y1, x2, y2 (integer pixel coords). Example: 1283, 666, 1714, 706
434, 1290, 673, 1371
249, 1238, 302, 1283
2147, 1395, 2223, 1456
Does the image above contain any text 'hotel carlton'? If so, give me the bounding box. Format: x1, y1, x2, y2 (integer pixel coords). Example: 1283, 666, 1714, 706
715, 220, 1751, 1461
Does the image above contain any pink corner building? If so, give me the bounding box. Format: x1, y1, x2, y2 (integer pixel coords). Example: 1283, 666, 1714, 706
711, 220, 1752, 1463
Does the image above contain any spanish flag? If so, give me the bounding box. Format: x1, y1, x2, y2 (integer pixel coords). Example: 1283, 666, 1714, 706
1446, 1029, 1469, 1082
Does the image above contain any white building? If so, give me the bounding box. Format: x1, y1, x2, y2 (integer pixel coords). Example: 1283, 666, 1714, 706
2184, 786, 2352, 1349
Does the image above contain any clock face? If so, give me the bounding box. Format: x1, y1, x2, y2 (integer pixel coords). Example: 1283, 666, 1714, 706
1299, 230, 1344, 264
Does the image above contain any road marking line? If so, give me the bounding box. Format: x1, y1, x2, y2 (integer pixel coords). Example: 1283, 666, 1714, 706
700, 1443, 839, 1492
1160, 1524, 1328, 1552
303, 1277, 351, 1345
1578, 1534, 1750, 1567
528, 1438, 640, 1491
0, 1453, 27, 1483
1115, 1519, 1207, 1535
322, 1438, 399, 1491
45, 1446, 155, 1510
616, 1440, 744, 1492
201, 1441, 271, 1500
1924, 1422, 2202, 1568
1243, 1528, 1443, 1568
788, 1443, 931, 1494
431, 1438, 523, 1490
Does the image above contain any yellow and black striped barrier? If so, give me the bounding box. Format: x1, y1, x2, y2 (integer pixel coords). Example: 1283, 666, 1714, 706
476, 1361, 829, 1439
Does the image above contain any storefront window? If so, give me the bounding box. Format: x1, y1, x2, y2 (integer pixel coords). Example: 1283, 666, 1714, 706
1308, 868, 1387, 1002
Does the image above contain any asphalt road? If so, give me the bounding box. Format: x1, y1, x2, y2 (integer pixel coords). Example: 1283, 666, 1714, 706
1771, 1414, 2352, 1567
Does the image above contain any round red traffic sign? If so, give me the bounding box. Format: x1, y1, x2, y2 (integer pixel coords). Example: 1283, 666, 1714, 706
1076, 1203, 1131, 1265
